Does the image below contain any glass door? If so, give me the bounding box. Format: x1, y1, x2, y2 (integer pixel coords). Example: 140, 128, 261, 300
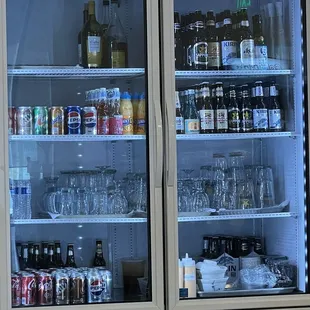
0, 0, 164, 308
161, 0, 310, 308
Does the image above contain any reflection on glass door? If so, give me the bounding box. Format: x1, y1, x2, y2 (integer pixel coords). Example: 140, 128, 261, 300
7, 0, 153, 307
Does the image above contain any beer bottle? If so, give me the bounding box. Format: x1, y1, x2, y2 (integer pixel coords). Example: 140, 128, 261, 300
174, 12, 183, 70
199, 82, 214, 133
47, 243, 57, 268
41, 242, 49, 269
215, 83, 228, 133
54, 241, 64, 267
221, 10, 238, 70
239, 238, 250, 257
253, 15, 268, 70
202, 236, 211, 259
194, 84, 201, 110
240, 84, 253, 132
239, 8, 255, 67
228, 85, 240, 132
27, 242, 34, 268
185, 14, 195, 69
175, 91, 185, 134
32, 243, 41, 269
254, 237, 264, 255
268, 82, 283, 132
206, 11, 221, 70
65, 243, 77, 268
184, 89, 200, 134
20, 243, 29, 270
93, 239, 107, 267
209, 236, 220, 259
191, 11, 208, 70
253, 81, 268, 132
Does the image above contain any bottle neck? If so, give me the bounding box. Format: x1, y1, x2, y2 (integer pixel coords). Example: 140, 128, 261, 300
83, 10, 89, 24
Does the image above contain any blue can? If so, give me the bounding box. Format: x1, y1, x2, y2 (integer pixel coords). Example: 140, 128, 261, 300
66, 106, 82, 134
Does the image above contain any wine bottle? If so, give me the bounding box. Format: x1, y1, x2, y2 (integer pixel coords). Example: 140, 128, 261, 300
82, 0, 104, 68
78, 4, 88, 66
101, 0, 110, 34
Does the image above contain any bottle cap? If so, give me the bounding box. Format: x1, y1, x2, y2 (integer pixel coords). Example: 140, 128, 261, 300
132, 92, 140, 100
121, 91, 131, 100
139, 93, 145, 100
181, 253, 195, 267
178, 258, 183, 267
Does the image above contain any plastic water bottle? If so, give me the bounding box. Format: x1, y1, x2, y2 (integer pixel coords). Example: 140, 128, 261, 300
19, 179, 32, 219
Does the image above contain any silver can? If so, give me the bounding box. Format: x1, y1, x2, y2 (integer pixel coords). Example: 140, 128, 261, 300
97, 268, 112, 301
82, 106, 97, 135
54, 271, 70, 305
86, 269, 103, 303
17, 107, 33, 135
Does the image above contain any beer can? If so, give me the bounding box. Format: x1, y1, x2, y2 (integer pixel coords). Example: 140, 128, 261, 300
11, 273, 21, 307
8, 107, 16, 135
17, 107, 33, 135
49, 107, 64, 135
54, 271, 70, 305
37, 272, 53, 305
21, 272, 36, 306
70, 271, 86, 304
86, 269, 103, 303
97, 269, 112, 301
82, 106, 97, 135
66, 106, 82, 135
33, 106, 48, 135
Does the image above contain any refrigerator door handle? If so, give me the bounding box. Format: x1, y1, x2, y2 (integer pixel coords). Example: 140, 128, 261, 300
165, 100, 175, 187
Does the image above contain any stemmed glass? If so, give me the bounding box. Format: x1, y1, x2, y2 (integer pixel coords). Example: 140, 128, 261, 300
109, 182, 128, 214
192, 180, 210, 213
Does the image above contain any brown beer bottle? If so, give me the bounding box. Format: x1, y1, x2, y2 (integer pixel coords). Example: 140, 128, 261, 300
41, 241, 49, 269
65, 243, 77, 268
174, 12, 183, 70
55, 241, 65, 267
93, 240, 107, 267
206, 11, 221, 70
215, 83, 228, 133
47, 243, 57, 268
199, 82, 214, 133
176, 91, 185, 134
32, 243, 41, 269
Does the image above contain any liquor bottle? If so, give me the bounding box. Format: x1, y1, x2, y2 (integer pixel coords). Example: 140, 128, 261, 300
20, 243, 29, 270
215, 83, 228, 133
209, 237, 220, 259
240, 84, 253, 132
253, 81, 268, 132
239, 8, 255, 66
186, 13, 195, 69
206, 11, 220, 70
55, 241, 65, 267
27, 242, 34, 268
254, 237, 264, 255
175, 91, 185, 134
93, 240, 107, 267
174, 12, 183, 70
201, 237, 211, 259
184, 89, 199, 134
239, 238, 250, 257
268, 82, 283, 132
221, 10, 237, 70
78, 4, 88, 66
228, 85, 240, 132
81, 0, 103, 68
66, 243, 77, 268
41, 242, 49, 269
47, 243, 57, 268
106, 0, 128, 68
32, 243, 41, 269
101, 0, 110, 34
191, 11, 208, 70
199, 82, 214, 133
253, 15, 268, 69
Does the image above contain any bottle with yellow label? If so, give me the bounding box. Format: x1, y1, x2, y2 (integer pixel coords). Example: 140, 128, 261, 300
132, 92, 140, 133
120, 92, 133, 135
136, 93, 146, 135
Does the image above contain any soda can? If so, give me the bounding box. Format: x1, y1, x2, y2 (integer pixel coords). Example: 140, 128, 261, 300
37, 272, 53, 306
11, 273, 21, 307
70, 271, 86, 304
17, 107, 33, 135
21, 272, 36, 306
82, 106, 97, 135
66, 106, 82, 135
49, 107, 64, 135
86, 269, 103, 303
33, 106, 48, 135
54, 271, 70, 305
97, 269, 112, 301
8, 107, 16, 135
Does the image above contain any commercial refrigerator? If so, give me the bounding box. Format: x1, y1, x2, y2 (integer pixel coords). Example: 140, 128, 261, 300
160, 0, 310, 309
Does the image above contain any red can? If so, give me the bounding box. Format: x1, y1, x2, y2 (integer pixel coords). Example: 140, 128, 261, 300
8, 107, 16, 135
21, 273, 36, 306
37, 272, 53, 306
11, 273, 21, 307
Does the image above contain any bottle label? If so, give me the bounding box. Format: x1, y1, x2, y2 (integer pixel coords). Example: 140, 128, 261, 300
240, 21, 250, 27
57, 248, 61, 254
207, 42, 221, 68
98, 115, 110, 135
221, 41, 237, 66
270, 86, 277, 96
240, 39, 255, 65
78, 44, 82, 65
184, 274, 195, 281
123, 116, 133, 135
44, 248, 48, 254
256, 86, 264, 97
185, 119, 199, 134
68, 250, 73, 256
223, 18, 232, 25
216, 109, 228, 130
23, 249, 28, 258
136, 119, 146, 134
176, 116, 184, 131
87, 36, 102, 66
228, 108, 240, 131
192, 42, 208, 65
49, 249, 54, 255
200, 110, 214, 130
255, 45, 268, 68
241, 108, 253, 131
269, 109, 282, 129
110, 115, 123, 135
112, 50, 126, 68
253, 109, 268, 129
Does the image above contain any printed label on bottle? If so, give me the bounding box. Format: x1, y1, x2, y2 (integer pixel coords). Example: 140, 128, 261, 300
207, 42, 221, 68
110, 115, 123, 135
176, 116, 184, 131
223, 18, 232, 25
184, 274, 195, 281
112, 50, 126, 68
68, 250, 73, 256
200, 110, 214, 130
78, 44, 82, 65
270, 86, 277, 96
228, 108, 240, 131
221, 41, 237, 66
255, 45, 268, 68
268, 109, 282, 129
253, 109, 268, 129
98, 115, 110, 135
255, 86, 264, 97
187, 45, 192, 66
192, 42, 208, 65
185, 119, 199, 134
240, 39, 255, 65
57, 248, 61, 254
216, 109, 228, 130
241, 108, 253, 131
123, 116, 133, 135
87, 36, 102, 66
23, 249, 28, 258
136, 119, 146, 134
44, 248, 48, 254
49, 249, 54, 255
